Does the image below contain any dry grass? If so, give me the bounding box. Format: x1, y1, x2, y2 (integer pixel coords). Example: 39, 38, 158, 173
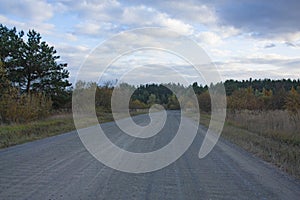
198, 110, 300, 179
0, 110, 147, 149
0, 114, 75, 148
226, 110, 300, 145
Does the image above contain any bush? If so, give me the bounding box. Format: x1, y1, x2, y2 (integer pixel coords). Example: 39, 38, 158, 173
0, 88, 52, 123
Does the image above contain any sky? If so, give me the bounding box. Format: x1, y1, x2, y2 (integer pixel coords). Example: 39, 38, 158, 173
0, 0, 300, 85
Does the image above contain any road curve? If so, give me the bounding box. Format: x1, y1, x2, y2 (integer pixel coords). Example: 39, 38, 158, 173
0, 111, 299, 200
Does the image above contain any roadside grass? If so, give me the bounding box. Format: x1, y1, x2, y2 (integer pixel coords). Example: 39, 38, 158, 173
198, 110, 300, 179
0, 115, 75, 148
0, 110, 146, 149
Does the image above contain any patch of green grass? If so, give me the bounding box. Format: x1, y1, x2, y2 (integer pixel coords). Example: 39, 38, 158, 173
0, 110, 147, 149
0, 116, 75, 148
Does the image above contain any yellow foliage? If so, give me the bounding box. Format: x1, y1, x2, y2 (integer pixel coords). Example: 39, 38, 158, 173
285, 87, 300, 117
0, 88, 52, 123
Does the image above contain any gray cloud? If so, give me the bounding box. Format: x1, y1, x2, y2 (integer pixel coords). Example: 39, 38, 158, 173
217, 56, 300, 70
285, 42, 299, 48
264, 43, 276, 48
122, 0, 300, 41
214, 0, 300, 40
215, 58, 300, 81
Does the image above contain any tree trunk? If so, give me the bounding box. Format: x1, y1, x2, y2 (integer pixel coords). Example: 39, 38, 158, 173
26, 76, 31, 94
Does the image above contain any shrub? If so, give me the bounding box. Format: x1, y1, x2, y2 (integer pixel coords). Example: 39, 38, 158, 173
0, 88, 52, 123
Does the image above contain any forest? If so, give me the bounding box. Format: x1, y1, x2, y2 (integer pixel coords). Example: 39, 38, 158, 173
1, 24, 300, 124
74, 79, 300, 116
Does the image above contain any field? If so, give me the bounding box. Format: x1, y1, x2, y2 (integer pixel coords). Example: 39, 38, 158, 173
200, 110, 300, 179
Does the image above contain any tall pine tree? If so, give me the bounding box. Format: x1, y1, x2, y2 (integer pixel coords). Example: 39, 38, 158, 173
0, 24, 71, 108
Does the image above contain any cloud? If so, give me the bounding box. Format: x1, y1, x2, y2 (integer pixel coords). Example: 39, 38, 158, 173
210, 49, 232, 57
196, 31, 222, 45
2, 0, 299, 84
213, 25, 241, 38
155, 1, 217, 25
285, 42, 299, 48
64, 33, 78, 42
54, 43, 91, 83
75, 21, 102, 36
218, 53, 300, 70
216, 61, 300, 81
0, 0, 53, 22
264, 43, 276, 48
55, 43, 90, 64
155, 13, 194, 35
50, 1, 244, 39
0, 15, 55, 35
124, 0, 217, 25
55, 1, 194, 36
55, 0, 122, 20
215, 0, 300, 41
0, 15, 25, 29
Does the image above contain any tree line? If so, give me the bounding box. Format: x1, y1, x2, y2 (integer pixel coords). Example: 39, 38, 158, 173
1, 24, 299, 124
74, 78, 300, 118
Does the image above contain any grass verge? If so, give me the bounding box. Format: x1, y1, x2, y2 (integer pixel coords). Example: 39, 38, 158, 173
0, 110, 146, 149
198, 111, 300, 179
0, 114, 75, 148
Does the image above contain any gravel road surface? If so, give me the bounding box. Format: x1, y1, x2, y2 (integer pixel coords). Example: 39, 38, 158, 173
0, 111, 299, 199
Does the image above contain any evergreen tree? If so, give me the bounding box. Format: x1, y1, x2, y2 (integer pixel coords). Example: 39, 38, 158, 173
0, 24, 71, 108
